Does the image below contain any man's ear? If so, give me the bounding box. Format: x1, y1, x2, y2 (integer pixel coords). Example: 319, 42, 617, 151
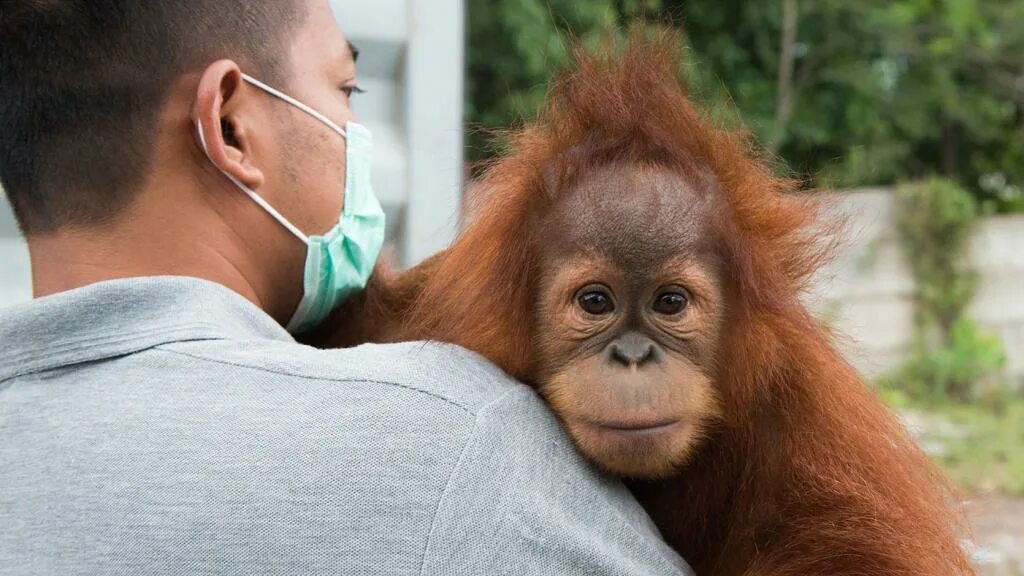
192, 60, 265, 190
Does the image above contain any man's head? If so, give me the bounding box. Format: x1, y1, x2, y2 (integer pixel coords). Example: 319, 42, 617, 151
1, 0, 303, 232
2, 0, 367, 323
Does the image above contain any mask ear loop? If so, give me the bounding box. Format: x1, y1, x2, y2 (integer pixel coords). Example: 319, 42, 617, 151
195, 122, 312, 245
241, 74, 349, 140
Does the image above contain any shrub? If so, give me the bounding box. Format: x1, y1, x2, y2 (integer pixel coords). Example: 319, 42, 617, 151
883, 318, 1006, 404
886, 178, 1007, 402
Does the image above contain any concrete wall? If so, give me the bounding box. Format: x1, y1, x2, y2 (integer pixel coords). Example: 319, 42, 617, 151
809, 189, 1024, 387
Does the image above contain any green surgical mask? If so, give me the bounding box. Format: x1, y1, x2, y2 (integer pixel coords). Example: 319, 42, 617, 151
197, 74, 386, 334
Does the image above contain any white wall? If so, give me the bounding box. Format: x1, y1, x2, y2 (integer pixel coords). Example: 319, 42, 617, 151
809, 189, 1024, 388
331, 0, 465, 264
0, 191, 31, 307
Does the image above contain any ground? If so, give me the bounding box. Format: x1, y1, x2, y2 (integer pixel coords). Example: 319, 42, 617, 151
897, 404, 1023, 574
969, 496, 1024, 575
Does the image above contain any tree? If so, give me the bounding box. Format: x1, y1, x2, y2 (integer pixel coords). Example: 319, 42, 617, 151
465, 0, 661, 163
465, 0, 1024, 213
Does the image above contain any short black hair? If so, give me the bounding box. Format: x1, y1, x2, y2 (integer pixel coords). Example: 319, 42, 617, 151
0, 1, 307, 234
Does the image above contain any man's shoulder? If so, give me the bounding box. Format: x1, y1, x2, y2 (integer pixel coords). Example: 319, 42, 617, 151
2, 337, 579, 575
156, 338, 527, 417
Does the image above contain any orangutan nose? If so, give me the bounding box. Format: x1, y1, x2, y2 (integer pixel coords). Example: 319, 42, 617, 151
607, 332, 660, 368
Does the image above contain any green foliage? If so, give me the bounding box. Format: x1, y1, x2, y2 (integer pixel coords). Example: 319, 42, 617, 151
899, 397, 1024, 496
465, 0, 663, 162
882, 318, 1006, 403
884, 178, 1007, 402
895, 178, 979, 335
466, 0, 1024, 213
940, 398, 1024, 495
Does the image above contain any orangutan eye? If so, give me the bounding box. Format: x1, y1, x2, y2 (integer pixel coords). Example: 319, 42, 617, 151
577, 286, 616, 316
653, 289, 690, 316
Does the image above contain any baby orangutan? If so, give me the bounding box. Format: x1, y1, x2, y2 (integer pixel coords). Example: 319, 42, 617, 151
531, 162, 726, 479
311, 31, 974, 575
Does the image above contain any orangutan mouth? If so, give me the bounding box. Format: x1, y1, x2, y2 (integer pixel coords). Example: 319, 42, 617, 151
592, 420, 681, 435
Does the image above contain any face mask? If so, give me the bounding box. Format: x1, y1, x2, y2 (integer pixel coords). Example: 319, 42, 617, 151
196, 74, 386, 334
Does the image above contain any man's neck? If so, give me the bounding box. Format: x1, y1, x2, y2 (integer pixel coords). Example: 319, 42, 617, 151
28, 228, 261, 307
26, 190, 301, 326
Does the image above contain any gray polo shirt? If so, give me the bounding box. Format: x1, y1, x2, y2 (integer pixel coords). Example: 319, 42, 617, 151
0, 277, 689, 575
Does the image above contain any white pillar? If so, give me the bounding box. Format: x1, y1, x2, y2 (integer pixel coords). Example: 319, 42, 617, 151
404, 0, 465, 264
0, 190, 32, 305
332, 0, 465, 266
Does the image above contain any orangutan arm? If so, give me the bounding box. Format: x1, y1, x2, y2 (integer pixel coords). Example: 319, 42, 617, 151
301, 251, 445, 349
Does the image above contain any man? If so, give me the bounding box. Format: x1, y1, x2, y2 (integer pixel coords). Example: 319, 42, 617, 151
0, 1, 691, 574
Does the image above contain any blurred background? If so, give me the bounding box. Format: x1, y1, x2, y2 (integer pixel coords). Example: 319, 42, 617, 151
1, 0, 1021, 572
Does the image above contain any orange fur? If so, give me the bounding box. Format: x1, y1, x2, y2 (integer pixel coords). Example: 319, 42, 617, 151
321, 28, 974, 575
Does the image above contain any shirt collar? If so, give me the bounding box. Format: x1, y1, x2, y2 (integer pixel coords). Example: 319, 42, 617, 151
0, 276, 294, 382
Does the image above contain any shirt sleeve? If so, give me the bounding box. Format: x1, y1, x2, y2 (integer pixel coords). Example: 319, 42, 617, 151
420, 386, 693, 576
